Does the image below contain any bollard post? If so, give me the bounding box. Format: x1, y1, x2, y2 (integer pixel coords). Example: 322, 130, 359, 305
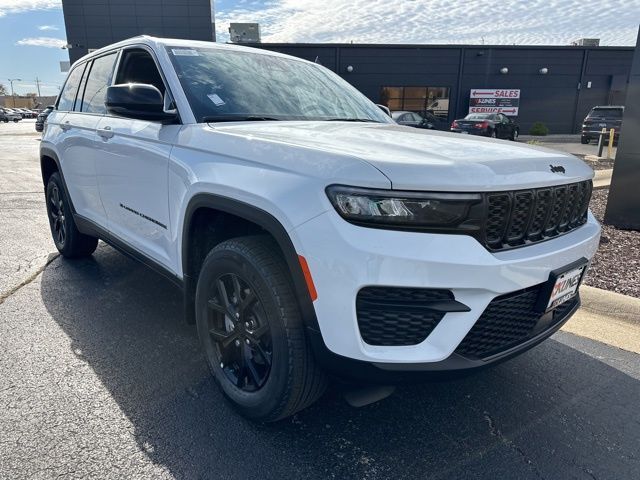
607, 128, 615, 159
597, 128, 606, 157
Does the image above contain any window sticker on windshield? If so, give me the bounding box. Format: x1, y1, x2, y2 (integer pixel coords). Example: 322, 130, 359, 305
207, 93, 226, 106
172, 49, 199, 56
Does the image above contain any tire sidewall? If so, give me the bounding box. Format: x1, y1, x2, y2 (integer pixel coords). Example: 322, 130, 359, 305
195, 247, 294, 419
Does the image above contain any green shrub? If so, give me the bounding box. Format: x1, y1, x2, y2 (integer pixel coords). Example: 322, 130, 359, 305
529, 122, 549, 136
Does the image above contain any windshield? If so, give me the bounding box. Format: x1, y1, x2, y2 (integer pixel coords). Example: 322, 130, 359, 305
589, 108, 623, 118
166, 46, 391, 124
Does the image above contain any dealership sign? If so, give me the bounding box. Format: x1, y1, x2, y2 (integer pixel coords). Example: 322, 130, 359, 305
469, 89, 520, 116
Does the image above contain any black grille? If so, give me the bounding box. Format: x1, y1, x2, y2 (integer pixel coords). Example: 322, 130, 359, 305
356, 287, 452, 346
455, 286, 579, 360
484, 181, 592, 251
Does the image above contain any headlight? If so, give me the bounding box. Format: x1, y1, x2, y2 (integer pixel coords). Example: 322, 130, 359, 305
326, 185, 483, 230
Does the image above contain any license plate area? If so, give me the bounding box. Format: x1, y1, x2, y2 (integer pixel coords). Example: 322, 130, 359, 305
535, 258, 588, 313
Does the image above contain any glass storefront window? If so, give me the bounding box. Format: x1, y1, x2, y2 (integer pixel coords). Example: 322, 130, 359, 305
380, 86, 450, 119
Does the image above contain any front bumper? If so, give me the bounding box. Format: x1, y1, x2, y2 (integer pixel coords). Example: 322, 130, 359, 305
292, 209, 600, 371
582, 130, 620, 140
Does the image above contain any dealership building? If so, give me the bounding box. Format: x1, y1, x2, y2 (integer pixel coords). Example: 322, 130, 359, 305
60, 1, 633, 134
256, 43, 633, 134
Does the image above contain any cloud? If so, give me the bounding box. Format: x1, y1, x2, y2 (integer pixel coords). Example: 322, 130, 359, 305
0, 0, 61, 17
16, 36, 66, 48
38, 24, 58, 31
216, 0, 640, 46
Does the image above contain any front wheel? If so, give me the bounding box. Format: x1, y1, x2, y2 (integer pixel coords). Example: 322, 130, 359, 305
195, 236, 326, 422
45, 172, 98, 258
581, 136, 590, 144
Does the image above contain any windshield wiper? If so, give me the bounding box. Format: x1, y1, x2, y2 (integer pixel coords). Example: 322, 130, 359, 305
202, 115, 281, 123
324, 118, 380, 122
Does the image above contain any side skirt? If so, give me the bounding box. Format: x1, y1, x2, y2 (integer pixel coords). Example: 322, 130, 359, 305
73, 214, 183, 289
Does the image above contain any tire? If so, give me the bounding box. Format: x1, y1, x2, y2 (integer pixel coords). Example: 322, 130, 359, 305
581, 136, 589, 144
45, 172, 98, 258
13, 119, 19, 123
195, 235, 327, 422
510, 129, 519, 141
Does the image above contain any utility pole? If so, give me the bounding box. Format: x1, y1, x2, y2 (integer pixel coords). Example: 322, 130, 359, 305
8, 78, 22, 107
35, 77, 41, 97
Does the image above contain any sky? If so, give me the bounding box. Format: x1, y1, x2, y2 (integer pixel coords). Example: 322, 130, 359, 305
1, 0, 639, 96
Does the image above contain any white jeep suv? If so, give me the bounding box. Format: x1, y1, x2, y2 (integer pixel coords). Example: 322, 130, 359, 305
41, 36, 600, 421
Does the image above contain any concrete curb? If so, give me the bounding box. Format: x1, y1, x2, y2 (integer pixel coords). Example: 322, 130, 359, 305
579, 285, 640, 325
592, 169, 612, 189
562, 285, 640, 354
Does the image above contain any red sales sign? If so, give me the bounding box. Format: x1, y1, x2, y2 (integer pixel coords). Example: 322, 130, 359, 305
469, 89, 520, 116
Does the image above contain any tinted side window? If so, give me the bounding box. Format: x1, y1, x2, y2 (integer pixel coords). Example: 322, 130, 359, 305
115, 49, 166, 95
57, 64, 86, 112
81, 52, 118, 114
73, 62, 91, 112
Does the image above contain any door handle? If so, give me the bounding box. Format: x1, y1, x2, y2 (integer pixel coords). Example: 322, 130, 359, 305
60, 121, 71, 131
97, 126, 114, 139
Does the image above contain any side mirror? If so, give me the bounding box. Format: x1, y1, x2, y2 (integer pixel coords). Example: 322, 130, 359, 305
376, 104, 391, 117
105, 84, 177, 122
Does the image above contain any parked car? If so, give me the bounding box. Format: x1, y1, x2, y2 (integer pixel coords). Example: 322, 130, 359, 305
392, 110, 449, 130
581, 106, 624, 144
14, 108, 33, 118
35, 105, 55, 132
0, 108, 22, 122
42, 37, 599, 421
451, 113, 519, 140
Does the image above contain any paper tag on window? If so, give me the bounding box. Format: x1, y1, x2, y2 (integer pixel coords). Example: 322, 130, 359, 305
207, 94, 226, 106
172, 49, 199, 56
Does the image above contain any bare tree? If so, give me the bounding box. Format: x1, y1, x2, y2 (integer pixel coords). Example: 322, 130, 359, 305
0, 83, 7, 95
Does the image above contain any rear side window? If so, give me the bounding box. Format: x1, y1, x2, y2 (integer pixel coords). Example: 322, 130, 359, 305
57, 64, 86, 112
80, 52, 118, 114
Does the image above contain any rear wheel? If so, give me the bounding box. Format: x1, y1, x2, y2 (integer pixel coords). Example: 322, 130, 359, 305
581, 136, 590, 144
45, 172, 98, 258
195, 236, 326, 422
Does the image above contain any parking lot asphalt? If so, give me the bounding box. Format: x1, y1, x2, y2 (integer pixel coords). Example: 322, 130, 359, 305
1, 122, 639, 480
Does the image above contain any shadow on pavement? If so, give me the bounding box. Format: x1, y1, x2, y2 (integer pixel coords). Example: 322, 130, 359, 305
40, 244, 640, 480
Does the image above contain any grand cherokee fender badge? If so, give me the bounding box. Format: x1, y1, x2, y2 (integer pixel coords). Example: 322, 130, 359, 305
549, 164, 566, 174
119, 203, 167, 229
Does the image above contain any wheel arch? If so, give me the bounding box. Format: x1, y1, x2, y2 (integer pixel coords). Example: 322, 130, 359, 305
181, 193, 322, 337
40, 147, 61, 189
40, 146, 78, 215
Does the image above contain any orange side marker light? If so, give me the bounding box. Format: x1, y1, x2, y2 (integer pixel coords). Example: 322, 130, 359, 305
298, 255, 318, 302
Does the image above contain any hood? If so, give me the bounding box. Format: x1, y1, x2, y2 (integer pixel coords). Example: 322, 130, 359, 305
210, 121, 594, 191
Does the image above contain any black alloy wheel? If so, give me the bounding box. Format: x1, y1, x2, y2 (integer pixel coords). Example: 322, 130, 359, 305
207, 272, 273, 391
195, 236, 327, 422
45, 172, 98, 258
48, 183, 67, 247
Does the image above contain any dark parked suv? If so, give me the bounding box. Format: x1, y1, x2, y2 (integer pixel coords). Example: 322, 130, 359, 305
35, 106, 55, 132
581, 106, 624, 144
